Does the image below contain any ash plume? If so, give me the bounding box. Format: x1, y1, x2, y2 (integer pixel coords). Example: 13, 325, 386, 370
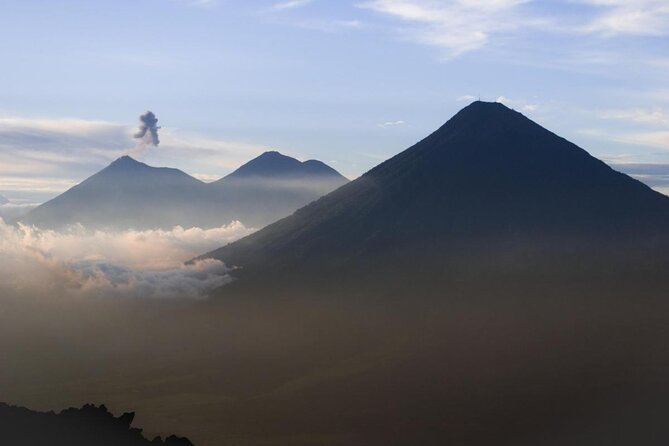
134, 111, 161, 146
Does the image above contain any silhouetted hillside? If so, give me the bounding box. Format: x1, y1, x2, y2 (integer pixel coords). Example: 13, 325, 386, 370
210, 151, 348, 227
17, 152, 348, 230
0, 402, 193, 446
17, 156, 209, 230
201, 101, 669, 295
221, 150, 344, 180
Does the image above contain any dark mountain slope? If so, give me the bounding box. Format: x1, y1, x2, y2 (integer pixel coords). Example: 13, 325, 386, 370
203, 102, 669, 294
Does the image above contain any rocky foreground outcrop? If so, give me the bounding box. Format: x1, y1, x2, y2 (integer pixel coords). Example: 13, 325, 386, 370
0, 402, 193, 446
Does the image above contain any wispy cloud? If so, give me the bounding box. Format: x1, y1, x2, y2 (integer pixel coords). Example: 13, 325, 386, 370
262, 1, 362, 32
172, 0, 219, 8
589, 106, 669, 151
495, 96, 540, 113
356, 0, 669, 61
357, 0, 533, 57
578, 0, 669, 36
599, 107, 669, 126
579, 128, 669, 150
379, 120, 406, 128
457, 95, 478, 102
277, 17, 364, 32
272, 0, 314, 11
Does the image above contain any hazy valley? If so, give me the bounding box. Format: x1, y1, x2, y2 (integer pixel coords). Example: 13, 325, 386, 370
3, 102, 669, 445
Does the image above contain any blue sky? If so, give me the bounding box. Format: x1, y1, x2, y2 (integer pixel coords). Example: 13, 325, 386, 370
1, 0, 668, 204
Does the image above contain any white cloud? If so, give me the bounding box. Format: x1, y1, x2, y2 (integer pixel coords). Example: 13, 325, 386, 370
272, 0, 314, 11
6, 220, 253, 270
578, 0, 669, 36
172, 0, 218, 8
457, 95, 478, 102
379, 120, 406, 128
589, 106, 669, 152
579, 128, 669, 150
625, 131, 669, 149
70, 259, 233, 299
0, 176, 78, 193
495, 96, 540, 113
358, 0, 532, 57
599, 107, 669, 126
287, 18, 365, 32
333, 19, 364, 28
0, 220, 254, 298
355, 0, 669, 62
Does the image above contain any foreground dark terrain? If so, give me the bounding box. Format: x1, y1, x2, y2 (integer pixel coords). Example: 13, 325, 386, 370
2, 289, 669, 445
0, 402, 192, 445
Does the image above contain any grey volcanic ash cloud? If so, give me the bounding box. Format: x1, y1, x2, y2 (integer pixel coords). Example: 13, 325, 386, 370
134, 111, 161, 146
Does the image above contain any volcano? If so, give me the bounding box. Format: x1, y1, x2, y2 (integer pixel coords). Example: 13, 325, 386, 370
201, 101, 669, 295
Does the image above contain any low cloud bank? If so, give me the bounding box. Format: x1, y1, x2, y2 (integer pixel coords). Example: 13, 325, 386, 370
0, 202, 37, 221
0, 220, 253, 298
68, 258, 233, 299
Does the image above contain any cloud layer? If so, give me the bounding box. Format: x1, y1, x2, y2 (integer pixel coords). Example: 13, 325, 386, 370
0, 220, 253, 299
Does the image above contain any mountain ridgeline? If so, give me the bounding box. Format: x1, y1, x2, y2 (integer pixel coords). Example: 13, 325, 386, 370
201, 101, 669, 295
17, 151, 348, 231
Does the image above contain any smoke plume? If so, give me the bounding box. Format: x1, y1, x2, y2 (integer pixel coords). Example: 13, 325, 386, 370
134, 111, 161, 146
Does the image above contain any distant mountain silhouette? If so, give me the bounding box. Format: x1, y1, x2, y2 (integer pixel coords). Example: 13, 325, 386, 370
209, 152, 347, 228
18, 156, 208, 230
221, 150, 343, 180
0, 193, 8, 205
17, 152, 347, 231
0, 402, 193, 446
201, 101, 669, 295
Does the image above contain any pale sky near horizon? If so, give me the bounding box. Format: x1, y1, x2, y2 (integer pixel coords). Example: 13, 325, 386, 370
1, 0, 668, 204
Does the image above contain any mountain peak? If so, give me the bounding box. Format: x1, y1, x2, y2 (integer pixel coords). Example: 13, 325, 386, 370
223, 151, 346, 181
457, 100, 515, 114
436, 100, 521, 133
465, 100, 509, 109
257, 150, 287, 159
107, 155, 147, 169
429, 101, 525, 134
